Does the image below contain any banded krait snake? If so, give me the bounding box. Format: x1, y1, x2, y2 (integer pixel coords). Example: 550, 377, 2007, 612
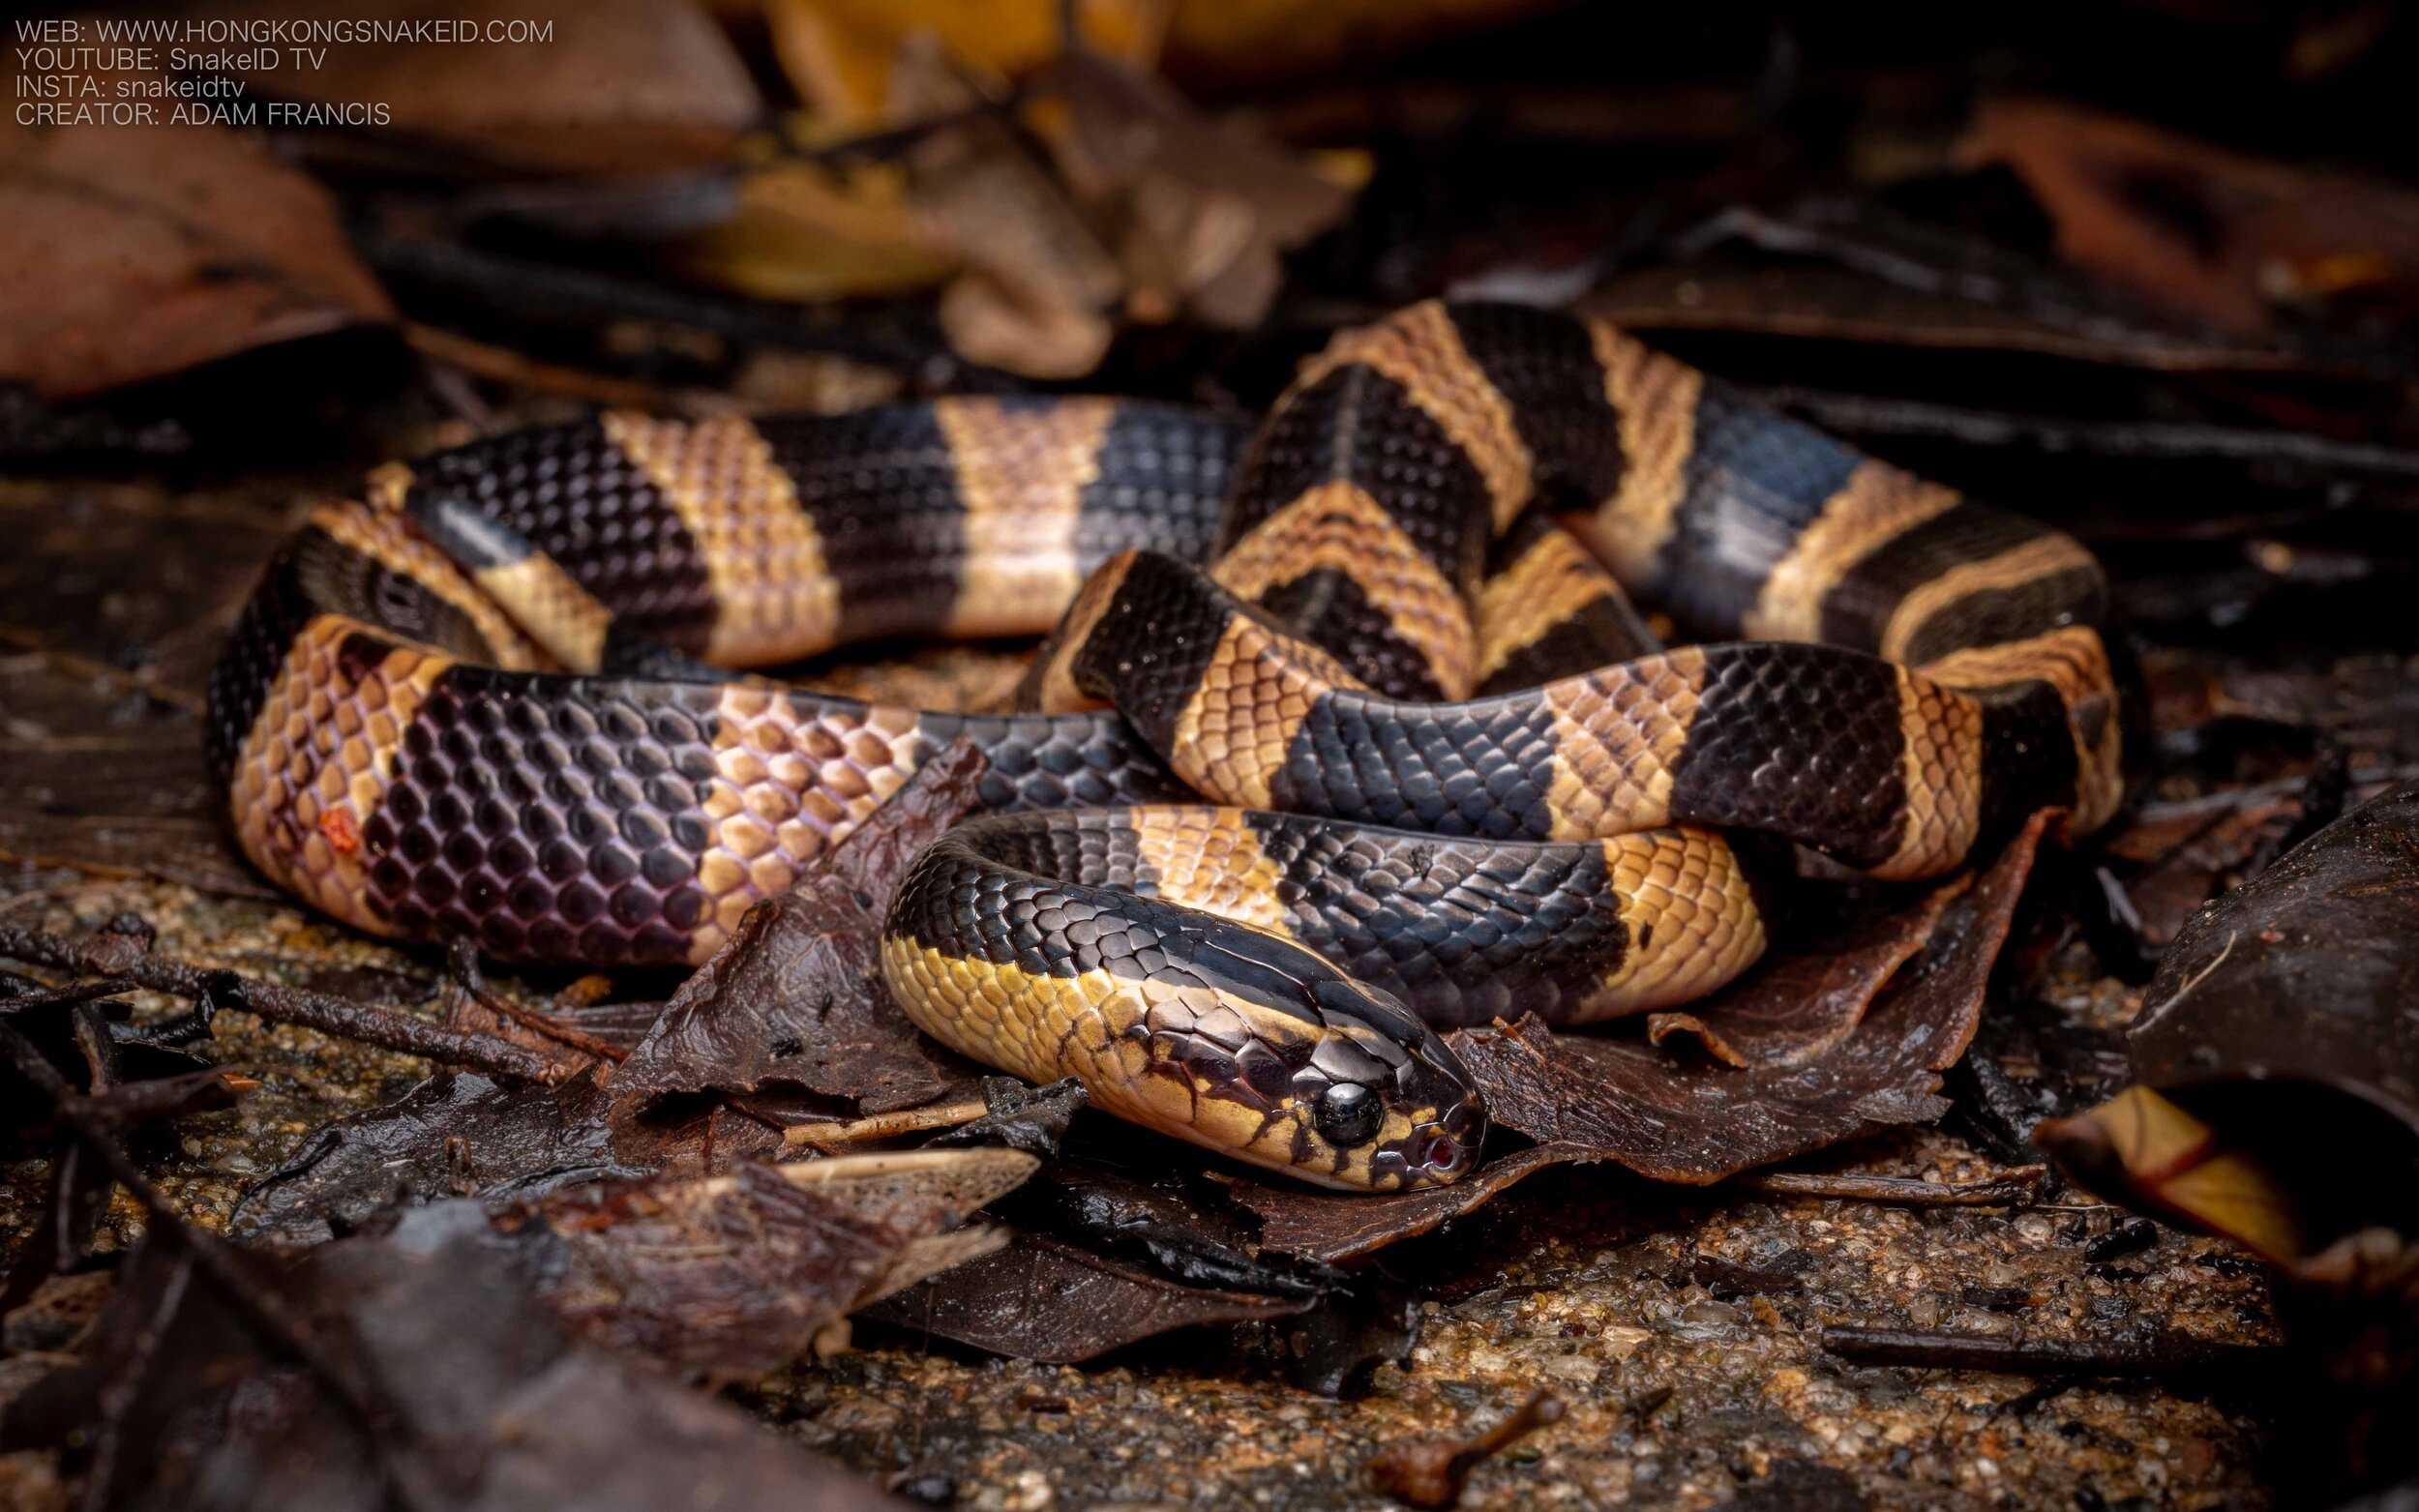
208, 301, 2123, 1191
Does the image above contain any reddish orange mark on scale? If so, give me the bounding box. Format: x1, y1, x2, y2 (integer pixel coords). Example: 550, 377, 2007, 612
318, 807, 362, 855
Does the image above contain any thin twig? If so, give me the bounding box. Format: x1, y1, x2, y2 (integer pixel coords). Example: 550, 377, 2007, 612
785, 1098, 992, 1148
0, 979, 130, 1015
1818, 1324, 2278, 1376
0, 924, 561, 1084
1737, 1167, 2047, 1207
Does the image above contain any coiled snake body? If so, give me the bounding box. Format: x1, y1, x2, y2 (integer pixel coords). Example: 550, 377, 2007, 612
209, 302, 2122, 1190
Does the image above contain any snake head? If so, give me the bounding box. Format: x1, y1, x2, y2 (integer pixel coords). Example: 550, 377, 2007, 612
1109, 937, 1488, 1193
1285, 976, 1488, 1192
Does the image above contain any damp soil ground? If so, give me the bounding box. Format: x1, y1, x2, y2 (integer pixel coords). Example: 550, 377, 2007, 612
0, 865, 2284, 1511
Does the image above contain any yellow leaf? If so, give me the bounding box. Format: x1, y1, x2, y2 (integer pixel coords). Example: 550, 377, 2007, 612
662, 161, 958, 303
762, 0, 1170, 129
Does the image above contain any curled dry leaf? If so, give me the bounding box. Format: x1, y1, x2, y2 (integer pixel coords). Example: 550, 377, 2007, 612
2041, 782, 2419, 1268
889, 36, 1124, 378
215, 0, 760, 174
0, 84, 391, 399
686, 17, 1356, 371
1241, 813, 2053, 1261
1044, 49, 1355, 329
662, 161, 958, 304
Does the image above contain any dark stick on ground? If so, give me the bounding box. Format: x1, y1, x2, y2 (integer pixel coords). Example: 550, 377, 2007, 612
0, 923, 562, 1085
444, 938, 630, 1065
1818, 1324, 2281, 1376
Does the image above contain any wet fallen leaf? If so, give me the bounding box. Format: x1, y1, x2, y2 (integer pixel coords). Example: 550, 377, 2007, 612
1000, 1143, 1331, 1296
230, 1071, 657, 1247
860, 1230, 1307, 1363
928, 1077, 1090, 1160
0, 85, 391, 399
1951, 996, 2133, 1170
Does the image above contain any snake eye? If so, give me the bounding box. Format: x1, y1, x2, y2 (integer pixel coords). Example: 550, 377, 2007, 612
1314, 1082, 1381, 1146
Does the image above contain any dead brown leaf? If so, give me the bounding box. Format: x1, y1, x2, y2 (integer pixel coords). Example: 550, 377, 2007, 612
0, 90, 390, 399
1958, 96, 2419, 337
218, 0, 760, 174
755, 0, 1170, 131
6, 1209, 910, 1510
1237, 1142, 1598, 1264
1647, 873, 1971, 1067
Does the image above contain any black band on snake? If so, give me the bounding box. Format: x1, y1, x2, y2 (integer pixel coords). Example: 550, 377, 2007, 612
207, 301, 2123, 1191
